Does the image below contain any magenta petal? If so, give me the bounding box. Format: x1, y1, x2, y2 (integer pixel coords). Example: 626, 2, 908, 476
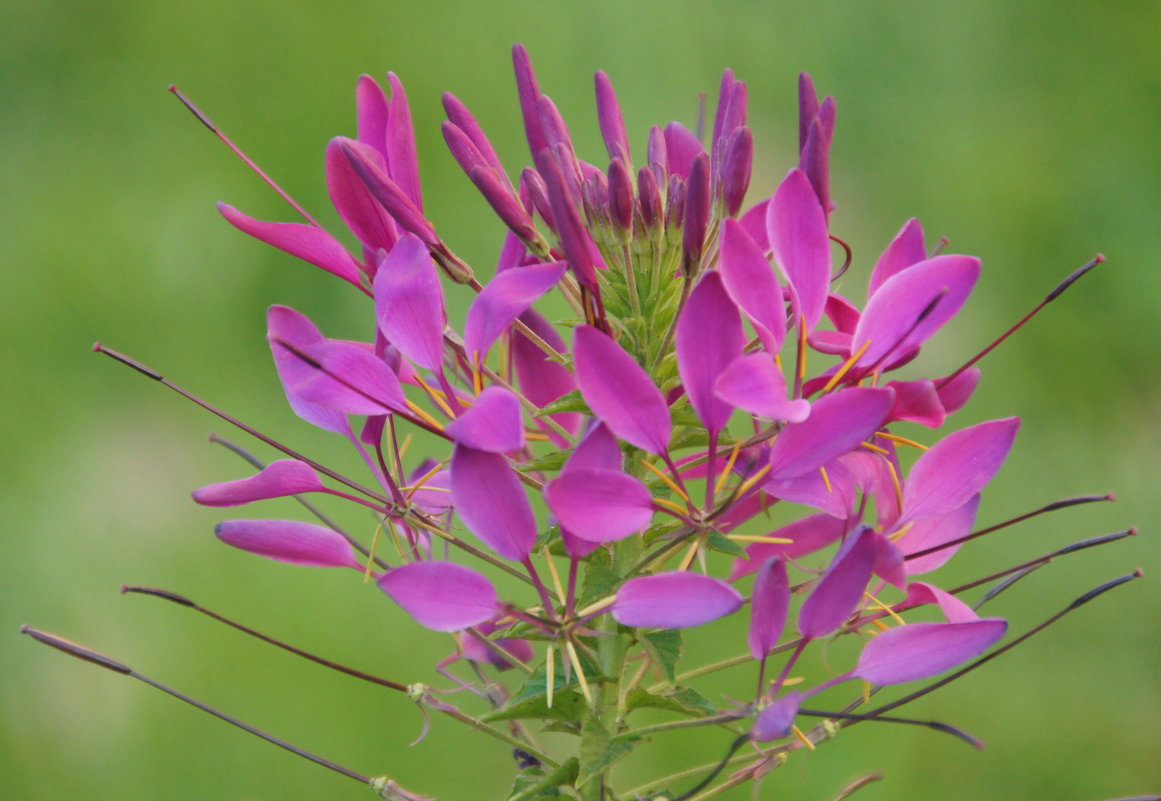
384, 73, 423, 211
762, 457, 858, 519
594, 70, 630, 163
356, 74, 389, 156
752, 692, 802, 742
193, 460, 324, 507
574, 325, 671, 455
715, 353, 810, 423
215, 520, 360, 569
855, 619, 1007, 685
445, 386, 525, 453
325, 139, 398, 254
663, 121, 704, 179
902, 418, 1019, 523
613, 572, 743, 629
885, 379, 945, 428
768, 387, 894, 480
218, 203, 361, 286
377, 562, 497, 632
374, 234, 447, 373
719, 219, 786, 352
868, 218, 927, 297
798, 528, 877, 639
676, 271, 745, 434
513, 311, 581, 442
767, 169, 831, 331
936, 367, 980, 415
852, 255, 981, 370
286, 339, 407, 416
565, 422, 623, 473
450, 445, 537, 562
266, 306, 349, 435
748, 558, 790, 659
872, 530, 907, 590
730, 514, 848, 581
463, 261, 567, 363
899, 582, 979, 624
544, 469, 652, 543
898, 494, 981, 574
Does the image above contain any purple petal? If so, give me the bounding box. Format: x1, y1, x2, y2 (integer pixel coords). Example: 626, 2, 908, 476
193, 460, 325, 507
749, 558, 790, 659
738, 198, 770, 252
215, 520, 360, 569
325, 140, 398, 254
868, 218, 927, 297
445, 386, 525, 453
798, 528, 877, 639
542, 156, 598, 289
374, 234, 447, 373
797, 73, 820, 151
718, 219, 786, 352
663, 122, 704, 179
463, 262, 567, 363
266, 306, 349, 435
762, 456, 858, 519
768, 387, 894, 480
377, 562, 497, 632
384, 73, 423, 211
218, 203, 361, 286
594, 70, 630, 163
356, 74, 389, 156
730, 514, 847, 581
338, 139, 437, 247
715, 353, 810, 423
564, 422, 623, 473
901, 418, 1019, 523
442, 93, 508, 180
681, 153, 712, 276
450, 445, 536, 562
285, 339, 407, 416
852, 255, 981, 370
461, 627, 533, 669
885, 379, 945, 428
720, 127, 753, 218
676, 272, 745, 433
767, 169, 831, 331
513, 311, 581, 442
613, 572, 743, 629
936, 367, 980, 414
545, 468, 652, 543
872, 530, 906, 590
752, 692, 802, 742
574, 325, 671, 455
899, 582, 978, 624
898, 495, 981, 574
512, 44, 548, 162
467, 166, 538, 243
799, 115, 833, 214
855, 619, 1007, 685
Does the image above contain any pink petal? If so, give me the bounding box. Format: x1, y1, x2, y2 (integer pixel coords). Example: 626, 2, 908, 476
374, 234, 447, 373
356, 74, 389, 157
767, 169, 831, 331
868, 218, 927, 297
445, 386, 525, 453
749, 558, 790, 659
885, 379, 946, 428
676, 271, 745, 434
512, 44, 548, 161
768, 387, 894, 480
450, 445, 536, 562
752, 692, 802, 742
325, 139, 398, 254
564, 422, 623, 473
218, 203, 361, 286
762, 456, 858, 519
718, 219, 785, 351
901, 418, 1019, 523
663, 121, 705, 179
715, 353, 810, 422
730, 514, 848, 581
285, 339, 408, 416
936, 367, 980, 415
613, 572, 743, 629
594, 70, 630, 163
513, 311, 581, 443
739, 198, 770, 252
384, 73, 423, 211
193, 460, 325, 507
215, 520, 360, 569
855, 619, 1007, 685
898, 495, 981, 574
898, 581, 979, 623
377, 562, 497, 632
798, 528, 877, 639
852, 255, 980, 370
266, 305, 349, 435
544, 468, 653, 543
574, 325, 671, 455
463, 262, 567, 363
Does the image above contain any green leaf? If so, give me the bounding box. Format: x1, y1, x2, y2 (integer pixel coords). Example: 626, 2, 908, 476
625, 686, 719, 718
640, 629, 683, 684
484, 665, 588, 724
704, 530, 747, 558
577, 718, 638, 789
534, 390, 591, 417
578, 551, 620, 607
667, 426, 711, 451
506, 758, 579, 801
518, 449, 571, 473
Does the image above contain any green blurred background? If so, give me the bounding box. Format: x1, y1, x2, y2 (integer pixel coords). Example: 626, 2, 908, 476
3, 1, 1158, 799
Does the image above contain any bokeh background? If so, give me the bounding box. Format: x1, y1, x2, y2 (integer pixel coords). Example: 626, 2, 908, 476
3, 2, 1158, 799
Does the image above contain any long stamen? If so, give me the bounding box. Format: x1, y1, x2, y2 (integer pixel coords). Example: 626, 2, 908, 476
796, 708, 981, 749
821, 338, 872, 393
169, 86, 320, 227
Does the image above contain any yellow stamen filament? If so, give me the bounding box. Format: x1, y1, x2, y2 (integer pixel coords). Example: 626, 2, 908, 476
406, 400, 445, 431
564, 639, 593, 705
575, 595, 616, 618
887, 520, 915, 543
524, 429, 550, 442
792, 725, 816, 751
735, 464, 772, 498
471, 353, 484, 395
397, 434, 413, 460
677, 540, 701, 572
821, 338, 873, 393
872, 619, 890, 631
727, 535, 794, 544
863, 680, 872, 704
363, 521, 385, 583
819, 465, 833, 494
782, 676, 805, 687
542, 546, 566, 605
885, 460, 905, 513
400, 485, 451, 495
863, 591, 907, 627
386, 517, 408, 562
413, 374, 456, 419
640, 459, 690, 503
860, 441, 889, 455
404, 461, 446, 500
545, 644, 555, 709
713, 441, 745, 495
652, 495, 689, 517
773, 353, 783, 370
796, 324, 808, 386
877, 432, 929, 451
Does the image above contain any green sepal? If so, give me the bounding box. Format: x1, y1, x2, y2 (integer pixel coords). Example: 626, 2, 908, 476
505, 758, 579, 801
534, 390, 591, 417
640, 629, 683, 684
704, 530, 747, 558
518, 449, 571, 473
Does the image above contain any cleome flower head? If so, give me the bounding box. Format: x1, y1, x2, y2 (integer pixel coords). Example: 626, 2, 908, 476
28, 44, 1138, 801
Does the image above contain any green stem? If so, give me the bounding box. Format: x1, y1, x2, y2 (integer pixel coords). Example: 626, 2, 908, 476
614, 712, 744, 742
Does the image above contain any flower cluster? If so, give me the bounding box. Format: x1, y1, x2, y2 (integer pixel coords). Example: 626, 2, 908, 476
31, 45, 1140, 801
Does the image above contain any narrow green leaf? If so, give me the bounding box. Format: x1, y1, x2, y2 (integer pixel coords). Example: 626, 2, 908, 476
518, 449, 571, 473
625, 686, 719, 718
534, 390, 591, 417
641, 629, 683, 684
704, 531, 747, 558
